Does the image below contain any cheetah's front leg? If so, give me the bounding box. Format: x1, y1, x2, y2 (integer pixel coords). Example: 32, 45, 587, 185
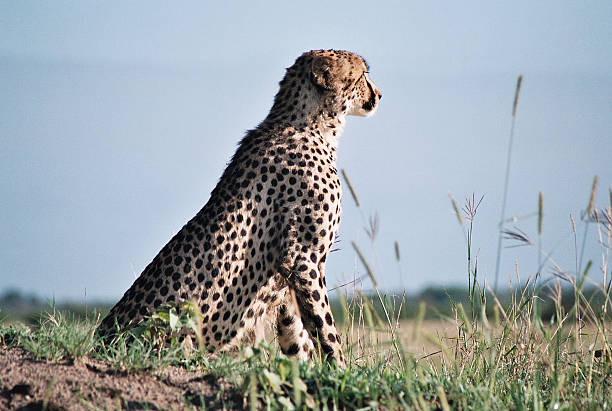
279, 255, 345, 366
276, 294, 314, 361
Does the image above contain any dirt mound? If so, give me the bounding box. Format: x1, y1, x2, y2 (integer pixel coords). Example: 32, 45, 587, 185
0, 346, 243, 410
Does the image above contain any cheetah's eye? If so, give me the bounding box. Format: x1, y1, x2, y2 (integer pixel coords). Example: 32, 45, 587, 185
348, 71, 368, 89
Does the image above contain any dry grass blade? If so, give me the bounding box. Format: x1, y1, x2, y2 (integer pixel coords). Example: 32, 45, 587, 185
549, 262, 572, 285
341, 168, 360, 208
538, 191, 543, 235
604, 188, 612, 228
351, 241, 378, 287
512, 75, 523, 117
436, 385, 451, 411
603, 208, 612, 230
449, 192, 464, 227
502, 227, 533, 247
394, 241, 401, 262
586, 175, 598, 217
328, 275, 367, 292
355, 290, 384, 328
364, 214, 379, 241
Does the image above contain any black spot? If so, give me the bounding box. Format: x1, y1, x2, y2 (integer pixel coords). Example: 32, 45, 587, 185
320, 342, 334, 354
287, 343, 299, 355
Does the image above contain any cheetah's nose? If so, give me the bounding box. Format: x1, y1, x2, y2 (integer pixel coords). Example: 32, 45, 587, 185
378, 93, 382, 100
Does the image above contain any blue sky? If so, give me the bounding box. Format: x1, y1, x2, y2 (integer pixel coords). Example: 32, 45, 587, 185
1, 1, 611, 301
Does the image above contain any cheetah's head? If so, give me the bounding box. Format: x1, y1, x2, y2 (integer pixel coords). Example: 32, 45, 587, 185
268, 50, 381, 130
309, 50, 381, 118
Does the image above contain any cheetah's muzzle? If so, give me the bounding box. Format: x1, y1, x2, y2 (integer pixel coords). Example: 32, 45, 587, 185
98, 49, 381, 366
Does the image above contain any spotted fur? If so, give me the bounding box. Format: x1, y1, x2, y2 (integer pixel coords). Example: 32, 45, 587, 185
98, 50, 381, 364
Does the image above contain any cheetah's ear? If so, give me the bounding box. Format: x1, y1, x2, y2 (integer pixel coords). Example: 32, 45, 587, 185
311, 55, 352, 92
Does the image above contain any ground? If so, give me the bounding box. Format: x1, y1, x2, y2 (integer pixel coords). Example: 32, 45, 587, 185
0, 346, 242, 410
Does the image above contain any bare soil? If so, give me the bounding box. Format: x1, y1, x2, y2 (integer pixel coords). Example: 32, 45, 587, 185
0, 346, 243, 410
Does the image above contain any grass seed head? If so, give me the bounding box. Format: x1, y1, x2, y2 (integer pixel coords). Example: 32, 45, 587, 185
512, 75, 523, 117
341, 168, 360, 208
448, 192, 464, 227
586, 174, 598, 217
538, 191, 543, 235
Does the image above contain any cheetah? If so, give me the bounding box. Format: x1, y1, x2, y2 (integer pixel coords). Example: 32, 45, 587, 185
98, 49, 381, 364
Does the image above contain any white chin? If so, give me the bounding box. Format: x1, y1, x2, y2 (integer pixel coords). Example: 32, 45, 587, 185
350, 105, 378, 117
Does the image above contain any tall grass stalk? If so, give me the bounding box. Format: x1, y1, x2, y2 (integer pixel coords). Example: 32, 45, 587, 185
538, 191, 543, 271
579, 175, 599, 273
494, 74, 524, 292
463, 194, 484, 318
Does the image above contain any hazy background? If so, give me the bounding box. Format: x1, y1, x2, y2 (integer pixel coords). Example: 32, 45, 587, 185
1, 1, 611, 302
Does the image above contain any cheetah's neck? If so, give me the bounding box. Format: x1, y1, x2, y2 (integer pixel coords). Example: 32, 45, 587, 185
307, 113, 345, 151
264, 107, 346, 152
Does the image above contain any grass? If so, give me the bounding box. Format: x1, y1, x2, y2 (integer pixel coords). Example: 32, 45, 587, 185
1, 282, 609, 409
1, 77, 611, 409
2, 309, 98, 361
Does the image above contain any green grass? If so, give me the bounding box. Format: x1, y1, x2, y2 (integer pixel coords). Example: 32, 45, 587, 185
1, 290, 609, 409
1, 309, 98, 361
